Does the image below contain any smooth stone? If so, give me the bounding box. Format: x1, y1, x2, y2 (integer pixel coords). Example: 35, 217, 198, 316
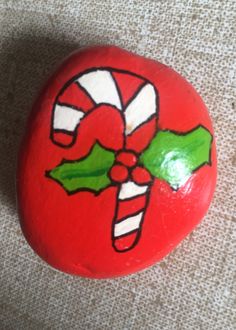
17, 45, 217, 278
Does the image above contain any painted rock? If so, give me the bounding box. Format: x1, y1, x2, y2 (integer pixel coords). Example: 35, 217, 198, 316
17, 45, 217, 278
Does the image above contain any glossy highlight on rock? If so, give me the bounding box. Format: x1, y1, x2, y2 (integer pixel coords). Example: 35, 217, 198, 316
17, 45, 217, 278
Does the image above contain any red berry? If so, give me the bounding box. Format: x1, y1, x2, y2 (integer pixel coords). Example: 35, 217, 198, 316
109, 164, 128, 183
131, 166, 152, 184
17, 45, 216, 279
116, 151, 137, 167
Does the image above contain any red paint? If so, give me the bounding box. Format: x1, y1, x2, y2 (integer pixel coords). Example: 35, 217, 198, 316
117, 195, 147, 220
131, 166, 152, 185
109, 164, 128, 183
112, 71, 144, 107
58, 82, 94, 111
17, 45, 217, 278
116, 151, 137, 167
113, 232, 139, 252
126, 117, 157, 153
53, 132, 74, 147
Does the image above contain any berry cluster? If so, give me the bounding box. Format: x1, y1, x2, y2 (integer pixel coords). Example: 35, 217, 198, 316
109, 151, 152, 185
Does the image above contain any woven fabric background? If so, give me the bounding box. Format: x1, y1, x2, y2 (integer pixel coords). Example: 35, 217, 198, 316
0, 0, 235, 329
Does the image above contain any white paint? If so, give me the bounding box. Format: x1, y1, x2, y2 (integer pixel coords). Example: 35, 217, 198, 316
124, 83, 156, 135
118, 181, 148, 200
53, 104, 85, 131
114, 212, 143, 237
77, 70, 122, 110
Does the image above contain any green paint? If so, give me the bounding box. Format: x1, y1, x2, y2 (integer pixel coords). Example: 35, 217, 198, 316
48, 143, 115, 193
48, 126, 212, 194
139, 126, 212, 189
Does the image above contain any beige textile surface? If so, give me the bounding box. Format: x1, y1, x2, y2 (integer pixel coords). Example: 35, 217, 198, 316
0, 0, 235, 329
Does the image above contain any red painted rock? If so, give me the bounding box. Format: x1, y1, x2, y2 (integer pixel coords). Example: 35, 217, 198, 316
17, 45, 217, 278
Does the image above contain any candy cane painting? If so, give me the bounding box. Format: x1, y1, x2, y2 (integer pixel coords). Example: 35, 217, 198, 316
46, 67, 212, 253
17, 46, 217, 277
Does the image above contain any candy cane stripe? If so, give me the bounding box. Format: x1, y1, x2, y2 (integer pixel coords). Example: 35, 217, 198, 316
118, 181, 148, 200
113, 80, 155, 249
51, 68, 157, 251
114, 211, 143, 238
53, 104, 85, 131
58, 82, 95, 112
113, 181, 149, 250
117, 194, 147, 220
124, 83, 156, 135
77, 70, 122, 110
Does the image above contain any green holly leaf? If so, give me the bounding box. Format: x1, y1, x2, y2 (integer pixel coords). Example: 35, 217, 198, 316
47, 143, 115, 194
139, 125, 212, 190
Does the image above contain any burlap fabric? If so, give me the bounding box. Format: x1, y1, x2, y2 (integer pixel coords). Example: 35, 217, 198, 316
0, 0, 235, 329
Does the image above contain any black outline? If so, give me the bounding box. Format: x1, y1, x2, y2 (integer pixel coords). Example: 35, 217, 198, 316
127, 113, 157, 137
54, 129, 74, 136
51, 101, 122, 149
123, 81, 147, 109
74, 81, 96, 106
50, 67, 159, 151
139, 123, 213, 192
108, 164, 129, 184
116, 186, 151, 203
45, 140, 117, 196
110, 71, 124, 110
55, 101, 85, 113
123, 81, 159, 148
113, 228, 140, 240
52, 101, 85, 148
114, 208, 145, 225
46, 66, 213, 254
130, 163, 153, 186
115, 149, 139, 169
112, 183, 153, 253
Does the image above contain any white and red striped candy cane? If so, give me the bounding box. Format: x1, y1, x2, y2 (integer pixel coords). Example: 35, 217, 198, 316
111, 78, 156, 252
51, 69, 157, 252
52, 70, 122, 146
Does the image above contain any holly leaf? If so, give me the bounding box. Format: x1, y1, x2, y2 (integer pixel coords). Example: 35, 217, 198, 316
139, 125, 212, 190
47, 143, 115, 194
